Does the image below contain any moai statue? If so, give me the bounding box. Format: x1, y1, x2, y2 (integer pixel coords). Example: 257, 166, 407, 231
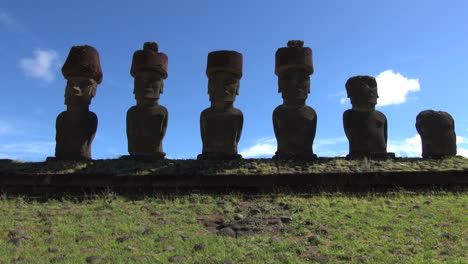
272, 40, 317, 160
416, 110, 457, 158
197, 50, 243, 160
126, 42, 168, 160
53, 45, 102, 160
343, 75, 394, 159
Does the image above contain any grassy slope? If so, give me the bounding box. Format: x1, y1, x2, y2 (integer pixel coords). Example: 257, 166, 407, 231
0, 190, 466, 264
1, 157, 468, 176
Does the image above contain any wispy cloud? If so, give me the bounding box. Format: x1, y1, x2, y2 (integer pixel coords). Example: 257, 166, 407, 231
0, 11, 14, 26
314, 136, 348, 157
19, 49, 60, 82
0, 141, 55, 161
340, 70, 420, 106
0, 120, 15, 135
388, 135, 468, 157
240, 136, 348, 158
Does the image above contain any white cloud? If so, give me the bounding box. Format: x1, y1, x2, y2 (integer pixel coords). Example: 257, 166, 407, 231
340, 70, 420, 106
457, 136, 467, 144
376, 70, 420, 106
240, 137, 276, 158
388, 134, 422, 157
20, 49, 59, 82
0, 141, 55, 161
457, 148, 468, 157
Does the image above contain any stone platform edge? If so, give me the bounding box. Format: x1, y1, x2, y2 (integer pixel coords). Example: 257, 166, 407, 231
0, 170, 467, 188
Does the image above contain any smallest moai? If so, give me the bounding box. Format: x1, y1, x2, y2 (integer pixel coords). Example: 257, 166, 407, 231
343, 75, 394, 159
198, 50, 244, 160
53, 45, 102, 161
416, 110, 457, 158
126, 42, 169, 160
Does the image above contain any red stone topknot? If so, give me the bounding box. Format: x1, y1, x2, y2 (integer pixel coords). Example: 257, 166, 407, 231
143, 42, 158, 52
287, 40, 304, 47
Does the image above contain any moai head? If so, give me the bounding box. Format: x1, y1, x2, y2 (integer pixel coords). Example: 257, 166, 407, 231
130, 42, 168, 106
346, 75, 379, 111
206, 50, 243, 103
62, 45, 102, 107
275, 40, 313, 101
416, 110, 457, 158
345, 75, 378, 111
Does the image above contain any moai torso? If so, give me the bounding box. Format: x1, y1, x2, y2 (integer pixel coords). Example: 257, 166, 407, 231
343, 75, 393, 159
200, 106, 243, 157
53, 45, 102, 161
198, 50, 244, 160
343, 109, 387, 154
127, 105, 168, 156
126, 42, 169, 159
56, 111, 97, 160
272, 40, 317, 160
416, 110, 457, 158
273, 105, 316, 158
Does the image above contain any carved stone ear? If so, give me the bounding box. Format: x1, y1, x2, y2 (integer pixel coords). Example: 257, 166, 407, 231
160, 81, 164, 94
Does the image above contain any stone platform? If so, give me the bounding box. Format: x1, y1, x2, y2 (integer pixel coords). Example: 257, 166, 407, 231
0, 158, 467, 190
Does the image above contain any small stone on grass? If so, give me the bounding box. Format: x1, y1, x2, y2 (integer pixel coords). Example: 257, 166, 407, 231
193, 244, 205, 251
168, 256, 186, 263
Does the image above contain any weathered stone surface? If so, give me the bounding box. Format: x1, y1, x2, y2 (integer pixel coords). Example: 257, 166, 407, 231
126, 42, 168, 160
273, 40, 317, 160
198, 50, 243, 160
343, 75, 394, 159
54, 45, 102, 161
416, 110, 457, 158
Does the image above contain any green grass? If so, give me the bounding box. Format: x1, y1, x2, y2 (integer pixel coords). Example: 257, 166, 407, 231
0, 189, 466, 263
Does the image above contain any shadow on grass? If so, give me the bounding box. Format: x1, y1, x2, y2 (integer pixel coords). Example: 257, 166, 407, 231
1, 185, 467, 202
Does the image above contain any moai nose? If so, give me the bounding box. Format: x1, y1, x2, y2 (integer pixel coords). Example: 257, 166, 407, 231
72, 85, 81, 94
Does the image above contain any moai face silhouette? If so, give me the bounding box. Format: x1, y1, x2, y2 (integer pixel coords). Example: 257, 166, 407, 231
133, 70, 164, 106
62, 45, 103, 108
130, 42, 168, 104
272, 40, 317, 160
126, 42, 169, 159
346, 75, 378, 111
278, 69, 310, 101
208, 71, 239, 102
65, 77, 97, 106
416, 110, 457, 158
53, 45, 102, 161
198, 50, 244, 160
343, 75, 393, 159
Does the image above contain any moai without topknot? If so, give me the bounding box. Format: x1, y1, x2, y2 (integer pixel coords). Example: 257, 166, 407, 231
126, 42, 168, 160
343, 75, 394, 159
53, 45, 102, 160
198, 50, 244, 160
416, 110, 457, 158
272, 40, 317, 160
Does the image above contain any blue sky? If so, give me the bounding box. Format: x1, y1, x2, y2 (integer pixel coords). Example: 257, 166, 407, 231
1, 0, 467, 161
